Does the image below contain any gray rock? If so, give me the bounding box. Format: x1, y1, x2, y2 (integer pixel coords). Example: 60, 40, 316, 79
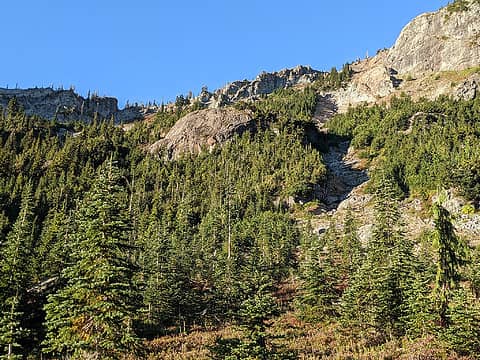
455, 76, 479, 100
0, 87, 151, 123
197, 65, 322, 108
386, 0, 480, 75
149, 108, 255, 159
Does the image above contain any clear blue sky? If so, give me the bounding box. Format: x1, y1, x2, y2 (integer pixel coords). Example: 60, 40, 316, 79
2, 0, 449, 107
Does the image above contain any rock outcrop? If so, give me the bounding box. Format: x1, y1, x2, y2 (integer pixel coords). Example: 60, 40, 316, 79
324, 51, 401, 112
149, 108, 255, 159
0, 87, 153, 123
4, 2, 479, 129
198, 65, 321, 108
386, 0, 480, 75
322, 1, 480, 113
455, 75, 479, 100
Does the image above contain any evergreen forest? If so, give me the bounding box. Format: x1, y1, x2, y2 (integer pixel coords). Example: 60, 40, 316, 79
1, 86, 480, 359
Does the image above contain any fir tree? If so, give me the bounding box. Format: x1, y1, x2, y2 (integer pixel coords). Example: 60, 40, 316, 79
211, 270, 296, 359
340, 209, 362, 279
341, 175, 415, 338
0, 184, 35, 359
296, 223, 341, 321
42, 161, 142, 359
442, 288, 480, 356
431, 197, 469, 327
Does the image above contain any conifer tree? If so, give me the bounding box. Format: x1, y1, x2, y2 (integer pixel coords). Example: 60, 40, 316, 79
431, 197, 468, 327
211, 270, 296, 359
43, 161, 142, 359
341, 175, 414, 338
340, 209, 362, 278
297, 223, 341, 321
400, 270, 437, 338
0, 184, 35, 359
442, 288, 480, 356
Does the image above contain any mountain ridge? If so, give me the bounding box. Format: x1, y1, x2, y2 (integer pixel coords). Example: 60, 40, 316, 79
1, 0, 479, 127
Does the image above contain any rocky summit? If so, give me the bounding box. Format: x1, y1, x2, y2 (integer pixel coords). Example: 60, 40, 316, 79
325, 0, 480, 112
386, 0, 480, 75
3, 1, 480, 140
0, 87, 155, 123
148, 1, 480, 158
197, 65, 321, 108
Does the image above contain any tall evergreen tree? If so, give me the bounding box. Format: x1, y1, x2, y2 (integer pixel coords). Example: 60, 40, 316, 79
0, 184, 35, 359
341, 175, 415, 338
297, 222, 341, 321
431, 197, 468, 327
211, 270, 296, 359
42, 161, 142, 359
340, 209, 362, 279
442, 288, 480, 356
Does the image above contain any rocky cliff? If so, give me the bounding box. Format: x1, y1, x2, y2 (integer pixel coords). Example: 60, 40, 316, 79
197, 65, 322, 108
149, 108, 255, 159
0, 87, 153, 123
5, 1, 480, 129
324, 0, 480, 113
386, 0, 480, 75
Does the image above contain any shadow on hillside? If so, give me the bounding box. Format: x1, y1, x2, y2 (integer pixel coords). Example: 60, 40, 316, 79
318, 136, 369, 210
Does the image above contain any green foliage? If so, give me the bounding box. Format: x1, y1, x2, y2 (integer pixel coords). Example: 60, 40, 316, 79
400, 273, 438, 338
441, 288, 480, 357
255, 87, 318, 123
327, 95, 480, 203
2, 77, 480, 358
42, 163, 142, 359
341, 209, 363, 276
0, 185, 36, 359
210, 273, 297, 359
431, 198, 469, 327
296, 223, 343, 322
341, 176, 416, 339
312, 64, 353, 91
446, 0, 470, 13
466, 245, 480, 299
0, 84, 329, 356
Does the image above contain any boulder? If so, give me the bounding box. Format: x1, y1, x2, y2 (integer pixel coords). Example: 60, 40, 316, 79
149, 108, 255, 159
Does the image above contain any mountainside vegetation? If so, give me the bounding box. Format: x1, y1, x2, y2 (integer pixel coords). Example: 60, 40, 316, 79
1, 82, 480, 359
327, 94, 480, 205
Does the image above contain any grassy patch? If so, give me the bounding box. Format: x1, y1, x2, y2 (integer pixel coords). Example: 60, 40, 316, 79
144, 315, 473, 359
446, 0, 470, 13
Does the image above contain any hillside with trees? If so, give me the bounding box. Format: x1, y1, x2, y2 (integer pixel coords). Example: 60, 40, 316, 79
1, 77, 480, 358
1, 0, 480, 358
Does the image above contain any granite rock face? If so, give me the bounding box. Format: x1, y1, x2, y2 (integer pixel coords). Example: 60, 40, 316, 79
149, 108, 255, 159
198, 65, 322, 108
0, 87, 150, 123
386, 0, 480, 75
455, 75, 479, 100
326, 1, 480, 112
328, 51, 401, 112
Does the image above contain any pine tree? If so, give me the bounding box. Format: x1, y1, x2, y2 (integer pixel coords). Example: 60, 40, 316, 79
42, 161, 142, 359
442, 288, 480, 356
400, 270, 437, 338
0, 184, 35, 359
341, 175, 415, 339
211, 270, 296, 359
137, 212, 173, 334
340, 209, 362, 279
35, 208, 72, 281
297, 223, 341, 321
431, 197, 468, 327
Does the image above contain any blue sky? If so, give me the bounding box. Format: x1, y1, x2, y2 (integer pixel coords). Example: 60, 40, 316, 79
2, 1, 449, 107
